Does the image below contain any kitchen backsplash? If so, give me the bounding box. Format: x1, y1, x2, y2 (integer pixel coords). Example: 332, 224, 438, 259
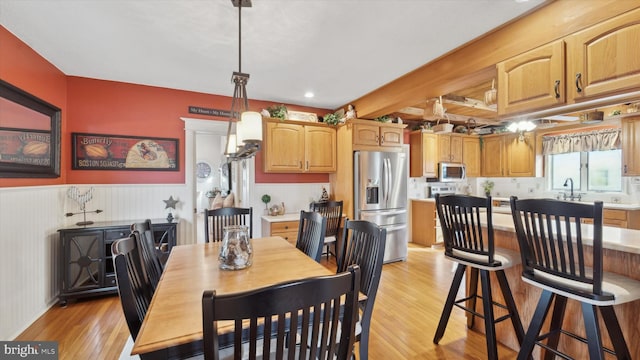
409, 176, 640, 204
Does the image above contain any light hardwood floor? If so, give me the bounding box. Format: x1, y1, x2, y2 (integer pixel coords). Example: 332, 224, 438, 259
16, 244, 517, 359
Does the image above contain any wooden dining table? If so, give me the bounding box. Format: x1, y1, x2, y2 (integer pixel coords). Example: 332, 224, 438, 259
131, 236, 334, 357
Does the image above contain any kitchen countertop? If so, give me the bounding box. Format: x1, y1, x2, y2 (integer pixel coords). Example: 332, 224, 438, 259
261, 213, 300, 222
490, 212, 640, 255
411, 197, 640, 210
409, 197, 640, 254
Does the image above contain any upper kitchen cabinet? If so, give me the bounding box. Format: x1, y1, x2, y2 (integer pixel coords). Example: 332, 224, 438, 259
481, 134, 505, 177
504, 132, 536, 177
409, 132, 480, 178
621, 115, 640, 176
263, 118, 336, 173
351, 119, 404, 150
566, 8, 640, 101
409, 131, 438, 178
497, 40, 566, 116
438, 134, 463, 163
462, 136, 481, 177
482, 132, 537, 177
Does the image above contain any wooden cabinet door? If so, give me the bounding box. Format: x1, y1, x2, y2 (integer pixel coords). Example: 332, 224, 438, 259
437, 135, 451, 162
449, 135, 463, 163
462, 136, 481, 177
305, 126, 337, 172
409, 132, 437, 177
497, 40, 565, 116
264, 122, 304, 172
622, 116, 640, 176
353, 123, 381, 146
567, 8, 640, 100
380, 126, 403, 147
504, 132, 536, 177
481, 135, 504, 177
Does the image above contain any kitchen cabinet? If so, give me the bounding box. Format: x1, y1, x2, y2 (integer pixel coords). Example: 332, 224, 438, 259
621, 116, 640, 176
438, 134, 463, 163
462, 136, 481, 177
497, 40, 565, 116
504, 132, 536, 177
263, 118, 336, 173
352, 119, 404, 150
566, 8, 640, 101
481, 132, 536, 177
481, 134, 505, 177
262, 217, 299, 246
58, 220, 177, 306
581, 208, 640, 230
410, 132, 480, 178
498, 8, 640, 117
409, 131, 438, 178
410, 200, 436, 247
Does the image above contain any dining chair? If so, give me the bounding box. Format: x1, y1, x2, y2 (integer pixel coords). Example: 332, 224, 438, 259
295, 210, 326, 263
202, 265, 361, 360
131, 220, 163, 290
204, 207, 253, 243
310, 200, 343, 260
433, 194, 524, 360
112, 236, 203, 359
510, 196, 640, 360
336, 219, 386, 360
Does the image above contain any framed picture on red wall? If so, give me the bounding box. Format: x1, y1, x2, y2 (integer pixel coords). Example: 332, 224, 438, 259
72, 133, 178, 171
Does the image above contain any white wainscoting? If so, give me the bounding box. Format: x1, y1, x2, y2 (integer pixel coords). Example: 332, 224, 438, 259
0, 183, 192, 340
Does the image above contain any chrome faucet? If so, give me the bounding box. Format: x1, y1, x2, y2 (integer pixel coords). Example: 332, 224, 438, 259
563, 177, 581, 201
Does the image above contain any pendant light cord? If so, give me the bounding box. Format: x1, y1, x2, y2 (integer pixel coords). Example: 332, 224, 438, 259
238, 4, 242, 73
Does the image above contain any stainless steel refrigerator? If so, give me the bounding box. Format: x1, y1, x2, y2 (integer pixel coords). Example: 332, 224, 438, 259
353, 150, 408, 263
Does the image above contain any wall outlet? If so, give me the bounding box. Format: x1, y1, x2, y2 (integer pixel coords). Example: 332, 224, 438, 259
528, 188, 535, 193
611, 196, 621, 203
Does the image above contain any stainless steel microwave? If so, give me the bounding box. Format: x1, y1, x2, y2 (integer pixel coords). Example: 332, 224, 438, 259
438, 162, 466, 182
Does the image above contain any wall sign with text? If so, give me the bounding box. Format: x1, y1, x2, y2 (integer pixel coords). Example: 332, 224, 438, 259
72, 133, 178, 171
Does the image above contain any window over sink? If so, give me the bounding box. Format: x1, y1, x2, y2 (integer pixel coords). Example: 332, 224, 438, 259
548, 149, 622, 193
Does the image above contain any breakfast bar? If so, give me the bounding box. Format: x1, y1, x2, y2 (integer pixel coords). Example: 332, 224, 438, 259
476, 212, 640, 358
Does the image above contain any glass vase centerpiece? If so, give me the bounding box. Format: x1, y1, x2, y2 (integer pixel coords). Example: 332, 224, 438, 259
219, 225, 253, 270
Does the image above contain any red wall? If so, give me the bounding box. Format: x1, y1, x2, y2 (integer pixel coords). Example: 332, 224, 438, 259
0, 26, 68, 187
1, 25, 331, 186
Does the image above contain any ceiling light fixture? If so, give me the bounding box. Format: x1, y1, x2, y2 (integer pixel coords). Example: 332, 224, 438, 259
507, 120, 536, 141
224, 0, 262, 161
304, 91, 315, 98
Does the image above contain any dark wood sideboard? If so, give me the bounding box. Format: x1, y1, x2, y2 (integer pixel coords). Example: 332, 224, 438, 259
57, 219, 177, 306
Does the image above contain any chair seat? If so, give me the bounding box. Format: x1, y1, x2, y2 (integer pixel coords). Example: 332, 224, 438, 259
323, 236, 336, 244
524, 268, 640, 306
446, 246, 521, 271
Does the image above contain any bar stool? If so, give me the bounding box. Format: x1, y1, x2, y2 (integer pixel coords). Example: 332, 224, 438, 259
510, 196, 640, 359
433, 194, 525, 359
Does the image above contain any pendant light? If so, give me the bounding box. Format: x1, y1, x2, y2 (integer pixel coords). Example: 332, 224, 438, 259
224, 0, 262, 160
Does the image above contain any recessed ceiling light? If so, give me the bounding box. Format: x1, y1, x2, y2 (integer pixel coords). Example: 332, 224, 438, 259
514, 0, 530, 2
304, 92, 314, 98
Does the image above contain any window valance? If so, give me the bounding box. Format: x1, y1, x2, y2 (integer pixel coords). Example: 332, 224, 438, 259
541, 128, 621, 155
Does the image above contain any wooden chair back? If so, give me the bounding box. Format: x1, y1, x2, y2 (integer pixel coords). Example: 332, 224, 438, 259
435, 194, 497, 266
112, 235, 154, 340
509, 196, 609, 301
202, 266, 361, 360
310, 200, 343, 238
338, 219, 386, 358
204, 207, 253, 243
295, 210, 327, 262
131, 220, 163, 290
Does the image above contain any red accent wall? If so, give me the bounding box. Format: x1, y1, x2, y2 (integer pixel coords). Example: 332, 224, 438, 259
0, 26, 68, 187
1, 25, 332, 186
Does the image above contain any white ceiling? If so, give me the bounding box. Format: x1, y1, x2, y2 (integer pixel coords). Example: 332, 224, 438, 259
0, 0, 545, 110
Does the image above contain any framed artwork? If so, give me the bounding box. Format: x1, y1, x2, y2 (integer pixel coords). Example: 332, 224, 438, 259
72, 133, 179, 171
0, 79, 61, 178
